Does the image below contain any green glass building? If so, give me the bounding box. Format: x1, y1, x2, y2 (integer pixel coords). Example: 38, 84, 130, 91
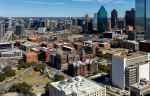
97, 6, 108, 35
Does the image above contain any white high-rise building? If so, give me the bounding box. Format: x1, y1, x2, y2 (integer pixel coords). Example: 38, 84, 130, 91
49, 76, 106, 96
112, 52, 150, 89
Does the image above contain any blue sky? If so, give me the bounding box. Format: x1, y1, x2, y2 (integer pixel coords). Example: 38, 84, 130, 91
0, 0, 134, 17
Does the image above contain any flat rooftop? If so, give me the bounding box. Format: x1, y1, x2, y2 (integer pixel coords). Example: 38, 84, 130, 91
131, 80, 150, 90
51, 76, 105, 95
114, 51, 148, 59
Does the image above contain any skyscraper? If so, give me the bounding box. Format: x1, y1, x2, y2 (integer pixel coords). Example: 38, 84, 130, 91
136, 0, 150, 40
83, 14, 93, 34
125, 8, 135, 27
15, 24, 25, 38
0, 22, 6, 42
93, 13, 98, 31
97, 6, 108, 35
111, 9, 118, 28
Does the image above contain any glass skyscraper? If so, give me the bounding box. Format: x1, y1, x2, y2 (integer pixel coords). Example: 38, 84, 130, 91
111, 9, 118, 28
136, 0, 150, 40
97, 6, 108, 35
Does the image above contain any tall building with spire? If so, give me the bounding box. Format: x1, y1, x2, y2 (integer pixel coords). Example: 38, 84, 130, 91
97, 6, 108, 36
136, 0, 150, 40
111, 9, 118, 28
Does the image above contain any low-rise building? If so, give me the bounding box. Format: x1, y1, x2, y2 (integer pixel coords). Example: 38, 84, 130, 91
24, 51, 38, 63
49, 76, 106, 96
0, 49, 22, 58
121, 40, 139, 51
130, 79, 150, 96
139, 40, 150, 52
68, 59, 98, 76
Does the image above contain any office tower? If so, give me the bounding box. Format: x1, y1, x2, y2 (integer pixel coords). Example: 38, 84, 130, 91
117, 19, 125, 29
49, 48, 68, 70
0, 23, 6, 42
111, 9, 118, 28
83, 14, 93, 34
112, 52, 150, 89
125, 8, 135, 27
15, 24, 25, 38
72, 17, 78, 26
136, 0, 150, 40
8, 17, 12, 30
97, 6, 108, 35
93, 13, 98, 31
49, 76, 106, 96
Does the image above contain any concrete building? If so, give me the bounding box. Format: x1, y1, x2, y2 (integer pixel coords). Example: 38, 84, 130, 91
139, 40, 150, 52
0, 22, 6, 42
120, 40, 139, 51
49, 76, 106, 96
0, 48, 22, 58
24, 51, 38, 64
112, 52, 150, 89
68, 59, 98, 76
130, 79, 150, 96
37, 27, 47, 33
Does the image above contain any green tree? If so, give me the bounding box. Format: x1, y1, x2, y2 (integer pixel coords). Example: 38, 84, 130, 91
0, 74, 6, 82
44, 82, 52, 95
98, 64, 109, 73
9, 82, 32, 94
3, 66, 16, 77
17, 62, 32, 70
5, 69, 16, 77
34, 64, 45, 73
54, 74, 65, 82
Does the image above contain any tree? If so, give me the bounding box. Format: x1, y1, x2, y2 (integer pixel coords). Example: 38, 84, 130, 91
3, 66, 16, 77
5, 69, 16, 77
98, 64, 109, 73
43, 82, 52, 95
9, 82, 33, 95
0, 74, 6, 82
17, 62, 32, 70
34, 64, 45, 73
54, 74, 65, 82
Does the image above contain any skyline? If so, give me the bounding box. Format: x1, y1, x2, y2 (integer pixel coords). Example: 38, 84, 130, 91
0, 0, 134, 17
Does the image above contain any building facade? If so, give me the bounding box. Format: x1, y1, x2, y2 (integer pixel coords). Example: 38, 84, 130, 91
136, 0, 150, 40
125, 8, 135, 27
111, 9, 118, 28
97, 6, 108, 35
49, 76, 106, 96
112, 52, 150, 89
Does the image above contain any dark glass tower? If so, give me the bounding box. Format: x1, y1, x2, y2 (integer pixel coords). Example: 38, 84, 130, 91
111, 9, 118, 28
97, 6, 108, 35
136, 0, 150, 40
125, 8, 135, 27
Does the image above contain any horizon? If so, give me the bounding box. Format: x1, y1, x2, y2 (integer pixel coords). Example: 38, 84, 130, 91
0, 0, 134, 17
